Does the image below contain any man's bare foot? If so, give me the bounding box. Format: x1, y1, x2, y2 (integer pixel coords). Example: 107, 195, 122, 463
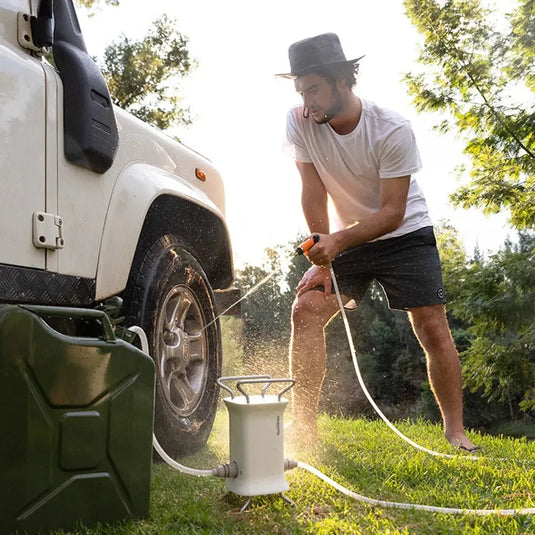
446, 432, 479, 452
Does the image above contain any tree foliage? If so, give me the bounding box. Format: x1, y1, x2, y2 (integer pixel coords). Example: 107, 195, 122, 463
99, 15, 195, 130
76, 0, 118, 6
234, 248, 293, 349
403, 0, 535, 229
75, 0, 119, 15
450, 233, 535, 415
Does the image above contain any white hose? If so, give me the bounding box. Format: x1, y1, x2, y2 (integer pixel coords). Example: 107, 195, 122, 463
152, 435, 219, 477
329, 267, 476, 461
296, 461, 535, 516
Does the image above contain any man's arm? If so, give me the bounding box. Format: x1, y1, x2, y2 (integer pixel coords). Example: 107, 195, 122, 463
297, 161, 329, 234
306, 175, 411, 266
295, 161, 333, 295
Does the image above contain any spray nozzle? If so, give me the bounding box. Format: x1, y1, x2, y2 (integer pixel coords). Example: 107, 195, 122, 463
296, 234, 319, 256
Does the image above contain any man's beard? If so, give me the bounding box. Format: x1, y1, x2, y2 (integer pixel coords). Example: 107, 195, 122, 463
312, 90, 343, 124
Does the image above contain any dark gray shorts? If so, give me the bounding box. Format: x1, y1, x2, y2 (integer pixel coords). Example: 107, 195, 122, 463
331, 226, 446, 310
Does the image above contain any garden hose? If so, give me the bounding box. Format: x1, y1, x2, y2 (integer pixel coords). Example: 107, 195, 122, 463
295, 460, 535, 515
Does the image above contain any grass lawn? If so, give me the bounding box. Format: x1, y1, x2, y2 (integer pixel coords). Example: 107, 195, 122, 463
51, 412, 535, 535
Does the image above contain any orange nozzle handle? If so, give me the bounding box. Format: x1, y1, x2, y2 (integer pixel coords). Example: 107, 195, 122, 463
296, 234, 320, 255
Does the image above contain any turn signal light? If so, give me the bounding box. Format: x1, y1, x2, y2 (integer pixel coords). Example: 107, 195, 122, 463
195, 168, 207, 181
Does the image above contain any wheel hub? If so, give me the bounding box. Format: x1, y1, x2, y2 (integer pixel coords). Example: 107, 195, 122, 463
163, 329, 190, 367
156, 285, 208, 417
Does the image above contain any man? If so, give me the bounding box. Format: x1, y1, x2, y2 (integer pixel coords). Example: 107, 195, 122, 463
277, 33, 476, 451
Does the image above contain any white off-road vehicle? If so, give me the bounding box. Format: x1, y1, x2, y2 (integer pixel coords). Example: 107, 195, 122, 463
0, 0, 238, 456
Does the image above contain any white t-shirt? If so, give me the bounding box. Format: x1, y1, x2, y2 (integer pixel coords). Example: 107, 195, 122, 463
286, 98, 433, 240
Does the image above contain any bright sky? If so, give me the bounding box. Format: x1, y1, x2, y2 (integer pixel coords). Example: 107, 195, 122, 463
80, 0, 513, 267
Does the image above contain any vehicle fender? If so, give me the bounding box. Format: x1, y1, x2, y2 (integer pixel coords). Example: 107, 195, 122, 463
96, 162, 224, 300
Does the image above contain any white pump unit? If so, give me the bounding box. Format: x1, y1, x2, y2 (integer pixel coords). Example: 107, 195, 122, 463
217, 376, 295, 500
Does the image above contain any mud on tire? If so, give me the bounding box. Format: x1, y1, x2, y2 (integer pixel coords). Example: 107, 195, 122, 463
123, 234, 221, 457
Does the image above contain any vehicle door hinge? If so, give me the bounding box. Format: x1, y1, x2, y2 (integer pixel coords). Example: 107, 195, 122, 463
33, 212, 65, 250
17, 11, 52, 57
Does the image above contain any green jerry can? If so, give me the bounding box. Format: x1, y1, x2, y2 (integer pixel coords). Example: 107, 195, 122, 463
0, 305, 155, 534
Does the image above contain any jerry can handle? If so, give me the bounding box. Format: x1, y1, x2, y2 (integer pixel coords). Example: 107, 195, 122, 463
20, 305, 116, 342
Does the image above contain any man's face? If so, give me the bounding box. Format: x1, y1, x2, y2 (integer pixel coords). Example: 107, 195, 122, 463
295, 73, 343, 124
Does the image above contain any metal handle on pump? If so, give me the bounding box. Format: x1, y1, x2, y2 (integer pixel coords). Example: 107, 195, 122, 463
217, 375, 273, 399
235, 378, 296, 403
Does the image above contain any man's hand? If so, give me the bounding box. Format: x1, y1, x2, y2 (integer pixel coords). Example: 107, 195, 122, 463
296, 264, 332, 296
304, 233, 343, 266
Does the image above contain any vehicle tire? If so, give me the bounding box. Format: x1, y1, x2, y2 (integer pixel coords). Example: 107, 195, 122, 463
122, 234, 222, 457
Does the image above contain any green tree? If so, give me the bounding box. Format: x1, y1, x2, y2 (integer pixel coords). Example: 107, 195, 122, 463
75, 0, 119, 15
99, 15, 195, 130
77, 0, 118, 6
450, 232, 535, 418
403, 0, 535, 229
235, 255, 290, 346
230, 246, 295, 377
346, 285, 427, 409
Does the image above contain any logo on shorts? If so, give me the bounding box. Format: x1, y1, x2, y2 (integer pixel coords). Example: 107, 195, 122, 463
437, 288, 445, 300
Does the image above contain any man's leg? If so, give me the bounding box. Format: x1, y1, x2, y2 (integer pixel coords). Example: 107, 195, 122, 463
289, 290, 340, 439
408, 304, 476, 450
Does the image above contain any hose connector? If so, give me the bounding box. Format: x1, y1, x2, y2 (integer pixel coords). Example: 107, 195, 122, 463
284, 458, 298, 471
211, 461, 239, 479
